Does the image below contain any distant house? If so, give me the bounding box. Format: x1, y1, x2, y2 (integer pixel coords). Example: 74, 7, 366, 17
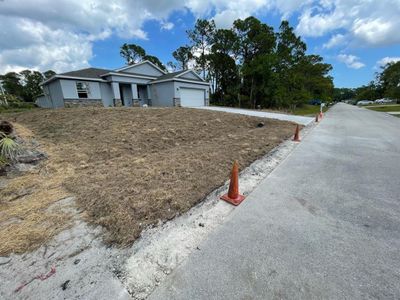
36, 61, 210, 108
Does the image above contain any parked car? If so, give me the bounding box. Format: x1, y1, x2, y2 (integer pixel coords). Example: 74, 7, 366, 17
374, 98, 393, 104
309, 99, 322, 105
357, 100, 374, 105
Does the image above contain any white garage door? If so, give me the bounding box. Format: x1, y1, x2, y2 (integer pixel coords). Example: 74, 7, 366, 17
180, 88, 205, 107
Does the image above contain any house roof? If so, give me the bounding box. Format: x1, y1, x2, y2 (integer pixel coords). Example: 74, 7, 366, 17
153, 70, 204, 82
59, 67, 111, 79
41, 64, 207, 86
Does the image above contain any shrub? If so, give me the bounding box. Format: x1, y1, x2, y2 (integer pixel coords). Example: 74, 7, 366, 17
0, 132, 20, 162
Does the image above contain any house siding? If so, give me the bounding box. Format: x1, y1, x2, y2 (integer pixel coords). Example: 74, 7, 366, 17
47, 80, 64, 108
60, 79, 101, 100
151, 82, 175, 107
122, 63, 164, 77
100, 83, 114, 107
180, 72, 201, 81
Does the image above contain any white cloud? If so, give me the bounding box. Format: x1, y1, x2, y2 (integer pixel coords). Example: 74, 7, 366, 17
1, 0, 399, 74
296, 0, 400, 47
323, 33, 346, 49
337, 54, 365, 69
161, 22, 175, 31
376, 57, 400, 68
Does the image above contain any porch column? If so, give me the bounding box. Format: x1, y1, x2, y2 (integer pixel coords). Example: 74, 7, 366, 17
111, 82, 121, 106
131, 83, 139, 106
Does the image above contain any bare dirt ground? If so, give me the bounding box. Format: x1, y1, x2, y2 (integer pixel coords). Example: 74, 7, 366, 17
0, 118, 315, 300
1, 107, 296, 257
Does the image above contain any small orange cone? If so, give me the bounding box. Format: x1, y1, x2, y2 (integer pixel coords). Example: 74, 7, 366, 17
315, 114, 319, 122
293, 124, 301, 142
319, 111, 323, 119
220, 161, 245, 206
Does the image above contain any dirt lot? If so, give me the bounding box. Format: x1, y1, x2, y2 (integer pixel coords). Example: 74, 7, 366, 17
0, 107, 296, 255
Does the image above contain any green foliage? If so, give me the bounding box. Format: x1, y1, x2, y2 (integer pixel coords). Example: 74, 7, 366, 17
143, 55, 166, 71
333, 88, 356, 101
178, 17, 333, 109
0, 94, 36, 113
379, 61, 400, 100
0, 69, 55, 103
0, 133, 20, 162
119, 43, 166, 71
172, 46, 193, 70
120, 43, 146, 65
187, 19, 216, 79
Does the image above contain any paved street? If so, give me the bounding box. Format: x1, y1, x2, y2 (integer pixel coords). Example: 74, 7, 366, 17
195, 106, 314, 125
150, 103, 400, 299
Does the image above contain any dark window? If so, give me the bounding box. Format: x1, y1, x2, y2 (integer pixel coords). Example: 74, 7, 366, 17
76, 82, 90, 98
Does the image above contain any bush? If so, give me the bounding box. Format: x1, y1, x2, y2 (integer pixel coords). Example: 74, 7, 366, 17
0, 132, 20, 163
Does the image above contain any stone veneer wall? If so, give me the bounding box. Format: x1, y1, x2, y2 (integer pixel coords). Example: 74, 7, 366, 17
64, 99, 103, 108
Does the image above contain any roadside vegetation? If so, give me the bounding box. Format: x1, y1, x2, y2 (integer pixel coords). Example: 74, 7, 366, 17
365, 104, 400, 112
121, 17, 333, 111
0, 108, 297, 255
334, 61, 400, 104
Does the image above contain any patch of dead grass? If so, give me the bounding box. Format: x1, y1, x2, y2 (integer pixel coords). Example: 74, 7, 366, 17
1, 107, 297, 254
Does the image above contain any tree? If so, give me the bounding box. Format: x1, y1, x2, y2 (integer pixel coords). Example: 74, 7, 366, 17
167, 61, 177, 72
19, 70, 45, 102
143, 55, 166, 71
120, 43, 146, 65
0, 72, 23, 98
43, 70, 56, 79
187, 19, 216, 79
379, 61, 400, 100
172, 46, 193, 70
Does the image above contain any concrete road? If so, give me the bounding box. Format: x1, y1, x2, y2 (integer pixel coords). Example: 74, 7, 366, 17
194, 106, 314, 125
149, 104, 400, 300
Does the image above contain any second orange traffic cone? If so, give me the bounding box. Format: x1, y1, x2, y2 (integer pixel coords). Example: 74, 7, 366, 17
319, 111, 323, 119
293, 125, 301, 142
220, 161, 245, 206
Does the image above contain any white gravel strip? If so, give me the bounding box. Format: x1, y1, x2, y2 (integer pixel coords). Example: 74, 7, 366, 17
193, 106, 314, 125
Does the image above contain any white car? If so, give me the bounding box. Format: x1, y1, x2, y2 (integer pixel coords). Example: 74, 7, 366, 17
375, 98, 392, 104
357, 100, 374, 105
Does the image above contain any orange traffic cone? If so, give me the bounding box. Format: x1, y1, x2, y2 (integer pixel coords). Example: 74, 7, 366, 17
319, 111, 323, 119
293, 124, 301, 142
220, 161, 245, 206
315, 114, 319, 122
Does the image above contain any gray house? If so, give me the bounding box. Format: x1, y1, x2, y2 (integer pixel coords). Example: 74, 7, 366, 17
37, 60, 210, 108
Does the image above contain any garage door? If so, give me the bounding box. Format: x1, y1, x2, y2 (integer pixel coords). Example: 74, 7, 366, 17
180, 88, 205, 107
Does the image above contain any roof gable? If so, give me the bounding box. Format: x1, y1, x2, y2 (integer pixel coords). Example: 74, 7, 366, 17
115, 61, 165, 77
177, 70, 203, 81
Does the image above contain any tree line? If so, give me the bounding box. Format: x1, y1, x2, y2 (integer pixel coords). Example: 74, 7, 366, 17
0, 70, 55, 102
121, 17, 334, 110
334, 61, 400, 103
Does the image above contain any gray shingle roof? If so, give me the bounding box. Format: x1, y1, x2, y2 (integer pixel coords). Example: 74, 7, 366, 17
59, 68, 111, 79
153, 70, 203, 82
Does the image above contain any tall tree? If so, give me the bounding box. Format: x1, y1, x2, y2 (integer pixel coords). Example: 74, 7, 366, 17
187, 19, 215, 79
19, 70, 45, 102
0, 72, 23, 98
172, 46, 193, 70
120, 43, 146, 65
43, 70, 56, 79
143, 55, 166, 71
379, 61, 400, 100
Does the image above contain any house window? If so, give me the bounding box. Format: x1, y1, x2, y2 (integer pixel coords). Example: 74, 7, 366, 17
76, 82, 90, 98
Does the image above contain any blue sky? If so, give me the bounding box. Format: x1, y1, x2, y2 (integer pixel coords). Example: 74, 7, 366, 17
1, 0, 400, 88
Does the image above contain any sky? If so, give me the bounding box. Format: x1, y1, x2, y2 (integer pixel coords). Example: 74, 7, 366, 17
1, 0, 400, 88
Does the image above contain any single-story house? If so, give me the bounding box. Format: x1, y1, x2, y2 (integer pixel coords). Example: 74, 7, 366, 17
36, 60, 210, 108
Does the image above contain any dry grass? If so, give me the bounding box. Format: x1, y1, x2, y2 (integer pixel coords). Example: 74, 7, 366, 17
1, 107, 296, 254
